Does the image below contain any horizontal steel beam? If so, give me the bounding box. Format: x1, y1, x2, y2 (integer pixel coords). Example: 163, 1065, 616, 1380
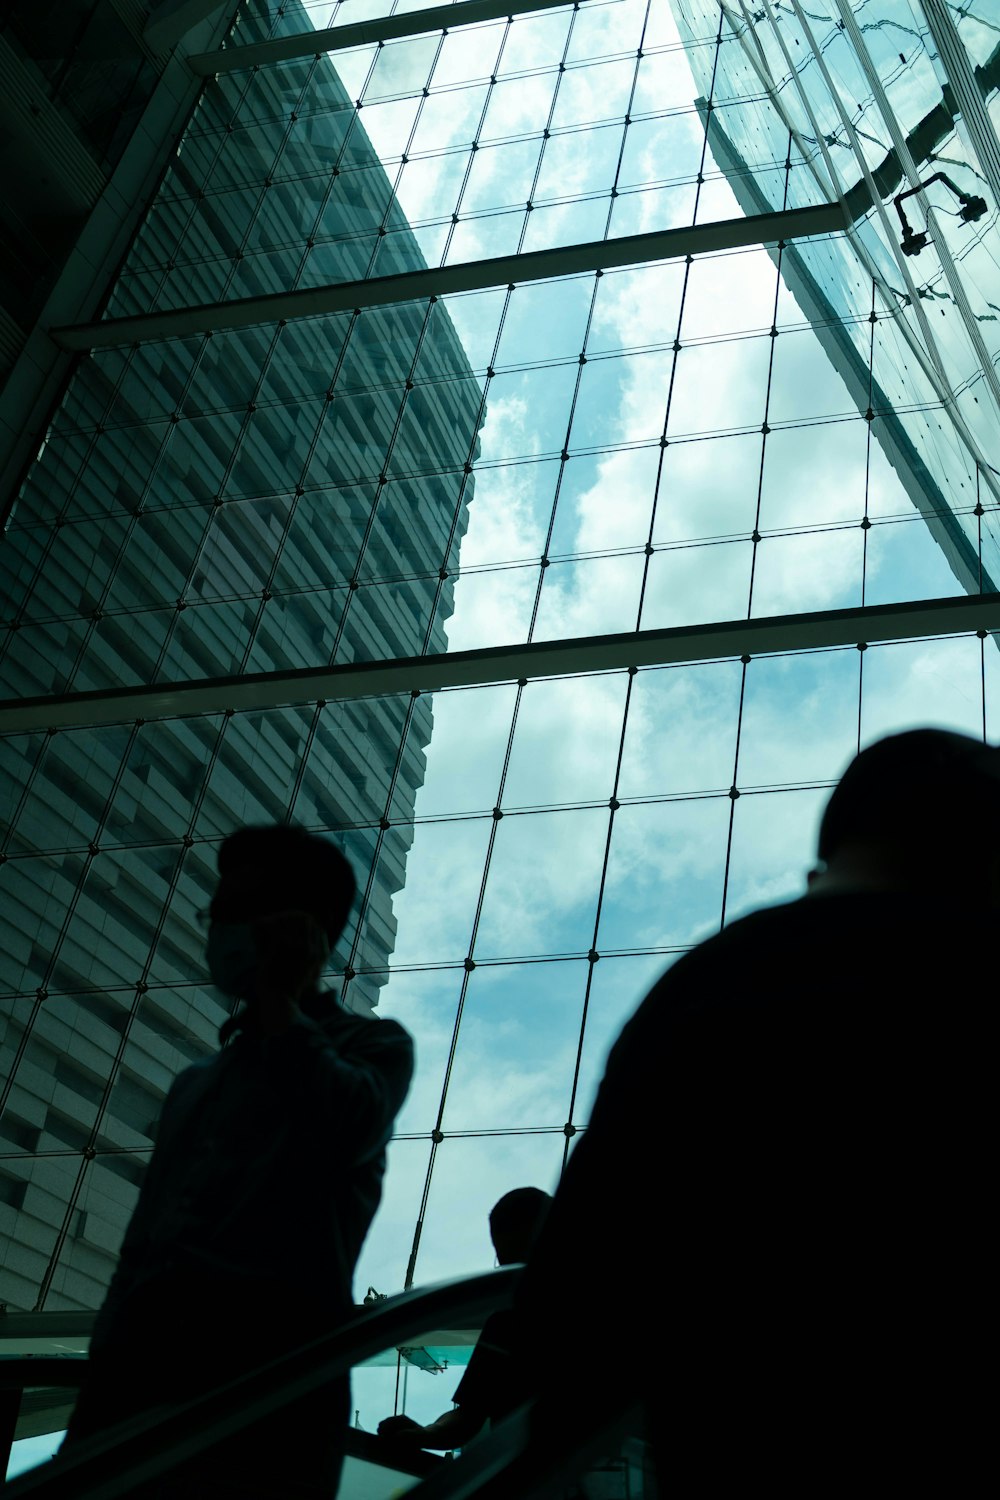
2, 593, 996, 735
50, 202, 847, 350
190, 0, 579, 75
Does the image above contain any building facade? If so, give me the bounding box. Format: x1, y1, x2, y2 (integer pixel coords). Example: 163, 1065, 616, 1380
0, 0, 483, 1313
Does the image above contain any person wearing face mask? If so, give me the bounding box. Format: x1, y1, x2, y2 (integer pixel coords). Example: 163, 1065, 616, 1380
63, 825, 414, 1499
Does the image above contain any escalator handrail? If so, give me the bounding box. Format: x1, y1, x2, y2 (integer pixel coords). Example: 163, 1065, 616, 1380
3, 1265, 520, 1498
400, 1394, 645, 1500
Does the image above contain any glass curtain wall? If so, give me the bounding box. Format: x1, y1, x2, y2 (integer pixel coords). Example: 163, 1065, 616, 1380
2, 0, 999, 1432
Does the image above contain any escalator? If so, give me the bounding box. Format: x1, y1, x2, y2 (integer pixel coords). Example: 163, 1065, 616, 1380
0, 1268, 643, 1499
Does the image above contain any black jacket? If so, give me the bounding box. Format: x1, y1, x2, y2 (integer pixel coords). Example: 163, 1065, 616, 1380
91, 999, 414, 1356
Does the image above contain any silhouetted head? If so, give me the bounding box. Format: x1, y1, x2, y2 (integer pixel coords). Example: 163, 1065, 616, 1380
489, 1187, 552, 1266
812, 728, 1000, 900
207, 825, 356, 1009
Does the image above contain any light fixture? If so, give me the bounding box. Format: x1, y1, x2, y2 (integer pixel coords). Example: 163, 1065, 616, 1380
893, 171, 988, 257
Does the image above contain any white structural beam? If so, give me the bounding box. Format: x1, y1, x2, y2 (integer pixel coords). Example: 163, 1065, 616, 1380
190, 0, 580, 75
49, 202, 847, 351
2, 593, 997, 734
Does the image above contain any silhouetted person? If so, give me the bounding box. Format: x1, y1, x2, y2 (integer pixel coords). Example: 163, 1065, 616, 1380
378, 1187, 551, 1450
64, 825, 414, 1498
514, 729, 999, 1492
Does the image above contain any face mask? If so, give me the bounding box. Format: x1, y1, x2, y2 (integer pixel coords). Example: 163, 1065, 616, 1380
206, 921, 259, 998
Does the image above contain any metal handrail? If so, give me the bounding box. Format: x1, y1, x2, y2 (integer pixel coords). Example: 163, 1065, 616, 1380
4, 1266, 520, 1498
399, 1394, 645, 1500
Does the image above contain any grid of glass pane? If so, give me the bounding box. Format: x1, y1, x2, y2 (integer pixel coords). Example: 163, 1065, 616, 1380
672, 0, 1000, 584
2, 0, 1000, 1437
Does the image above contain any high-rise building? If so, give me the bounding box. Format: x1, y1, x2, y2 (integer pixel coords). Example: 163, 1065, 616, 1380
0, 0, 483, 1314
1, 0, 999, 1448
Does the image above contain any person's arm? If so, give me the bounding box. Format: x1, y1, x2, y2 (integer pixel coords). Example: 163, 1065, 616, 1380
261, 1008, 414, 1162
247, 910, 415, 1158
378, 1405, 487, 1450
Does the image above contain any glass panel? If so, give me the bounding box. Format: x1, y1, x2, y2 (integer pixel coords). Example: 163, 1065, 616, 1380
859, 635, 986, 745
723, 785, 828, 925
502, 675, 627, 808
617, 660, 743, 799
0, 853, 87, 995
400, 1133, 563, 1284
473, 807, 609, 959
599, 796, 732, 951
4, 0, 1000, 1323
58, 845, 183, 991
45, 1152, 150, 1310
737, 650, 860, 790
572, 951, 670, 1126
441, 961, 586, 1130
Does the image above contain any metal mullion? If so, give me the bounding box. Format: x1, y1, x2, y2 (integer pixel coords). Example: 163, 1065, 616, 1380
516, 4, 580, 253
284, 700, 327, 827
2, 345, 143, 647
364, 35, 446, 280
636, 1, 728, 629
400, 19, 523, 645
251, 313, 362, 638
9, 594, 1000, 733
528, 267, 600, 635
745, 134, 793, 620
861, 277, 877, 609
201, 49, 341, 317
531, 0, 654, 640
147, 319, 291, 684
420, 315, 509, 652
34, 986, 146, 1311
395, 1123, 568, 1142
340, 692, 421, 1011
290, 48, 385, 294
60, 331, 231, 694
977, 465, 988, 742
208, 130, 302, 308
54, 295, 260, 692
561, 663, 637, 1171
0, 715, 144, 1128
328, 305, 439, 664
0, 734, 56, 860
51, 202, 846, 350
402, 677, 528, 1288
511, 2, 594, 642
604, 0, 653, 237
127, 52, 269, 324
0, 1145, 151, 1163
429, 14, 517, 271
36, 827, 199, 1310
189, 0, 583, 74
718, 652, 751, 930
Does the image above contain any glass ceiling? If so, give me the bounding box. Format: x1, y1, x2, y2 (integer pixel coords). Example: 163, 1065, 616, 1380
2, 0, 1000, 1440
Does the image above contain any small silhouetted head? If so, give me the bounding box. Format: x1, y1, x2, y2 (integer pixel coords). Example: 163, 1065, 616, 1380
489, 1187, 552, 1266
208, 826, 356, 1021
816, 728, 1000, 894
211, 824, 356, 944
